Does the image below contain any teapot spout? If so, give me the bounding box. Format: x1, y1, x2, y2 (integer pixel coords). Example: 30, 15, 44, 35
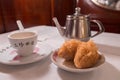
52, 17, 65, 36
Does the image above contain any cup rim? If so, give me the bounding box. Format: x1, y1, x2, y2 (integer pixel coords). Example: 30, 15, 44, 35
8, 31, 38, 40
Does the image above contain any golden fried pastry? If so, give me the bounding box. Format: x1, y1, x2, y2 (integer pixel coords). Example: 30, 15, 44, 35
58, 39, 100, 69
58, 39, 81, 60
87, 40, 98, 52
74, 40, 100, 68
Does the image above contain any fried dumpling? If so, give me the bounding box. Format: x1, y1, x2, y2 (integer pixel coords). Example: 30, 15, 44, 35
58, 39, 81, 60
74, 40, 100, 68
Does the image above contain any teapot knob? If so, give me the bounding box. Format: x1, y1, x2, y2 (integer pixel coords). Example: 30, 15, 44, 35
74, 7, 81, 16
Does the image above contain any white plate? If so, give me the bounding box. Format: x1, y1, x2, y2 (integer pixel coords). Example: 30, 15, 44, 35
0, 42, 53, 65
51, 50, 105, 73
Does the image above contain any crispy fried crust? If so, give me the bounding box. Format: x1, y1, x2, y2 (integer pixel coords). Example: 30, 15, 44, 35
58, 39, 100, 68
58, 39, 81, 60
74, 40, 100, 68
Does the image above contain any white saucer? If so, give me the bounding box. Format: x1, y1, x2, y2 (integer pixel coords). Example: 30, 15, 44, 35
51, 50, 105, 73
0, 42, 53, 65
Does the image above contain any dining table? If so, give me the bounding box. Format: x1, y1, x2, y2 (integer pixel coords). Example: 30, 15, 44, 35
0, 25, 120, 80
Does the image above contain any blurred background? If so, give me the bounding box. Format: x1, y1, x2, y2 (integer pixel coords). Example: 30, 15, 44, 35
0, 0, 120, 33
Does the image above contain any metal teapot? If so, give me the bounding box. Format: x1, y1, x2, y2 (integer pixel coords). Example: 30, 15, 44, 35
53, 7, 105, 41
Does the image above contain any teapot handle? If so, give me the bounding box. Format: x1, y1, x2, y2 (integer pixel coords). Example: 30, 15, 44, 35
90, 20, 105, 37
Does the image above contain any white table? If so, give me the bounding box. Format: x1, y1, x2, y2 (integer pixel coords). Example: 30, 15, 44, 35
0, 26, 120, 80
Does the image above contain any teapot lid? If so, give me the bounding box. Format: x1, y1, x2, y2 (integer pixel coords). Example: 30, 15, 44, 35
74, 7, 81, 16
67, 7, 89, 20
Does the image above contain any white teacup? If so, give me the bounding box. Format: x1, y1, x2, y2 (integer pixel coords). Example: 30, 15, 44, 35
8, 31, 38, 56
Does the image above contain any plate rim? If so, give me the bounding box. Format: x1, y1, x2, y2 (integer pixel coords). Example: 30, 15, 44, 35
51, 49, 105, 73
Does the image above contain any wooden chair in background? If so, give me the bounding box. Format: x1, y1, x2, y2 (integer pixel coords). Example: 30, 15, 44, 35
77, 0, 120, 33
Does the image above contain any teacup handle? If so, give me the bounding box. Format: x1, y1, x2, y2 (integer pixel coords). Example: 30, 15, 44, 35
90, 20, 105, 37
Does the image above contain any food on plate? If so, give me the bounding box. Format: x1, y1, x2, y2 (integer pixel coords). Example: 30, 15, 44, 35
58, 39, 81, 60
74, 40, 100, 68
57, 39, 100, 69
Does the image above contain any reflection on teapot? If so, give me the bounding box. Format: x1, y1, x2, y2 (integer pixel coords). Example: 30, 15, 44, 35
53, 7, 105, 42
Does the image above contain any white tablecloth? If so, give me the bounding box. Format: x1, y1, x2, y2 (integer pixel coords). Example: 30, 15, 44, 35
0, 26, 120, 80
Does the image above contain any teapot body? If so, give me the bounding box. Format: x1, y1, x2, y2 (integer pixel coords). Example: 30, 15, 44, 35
53, 7, 105, 42
64, 16, 91, 41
